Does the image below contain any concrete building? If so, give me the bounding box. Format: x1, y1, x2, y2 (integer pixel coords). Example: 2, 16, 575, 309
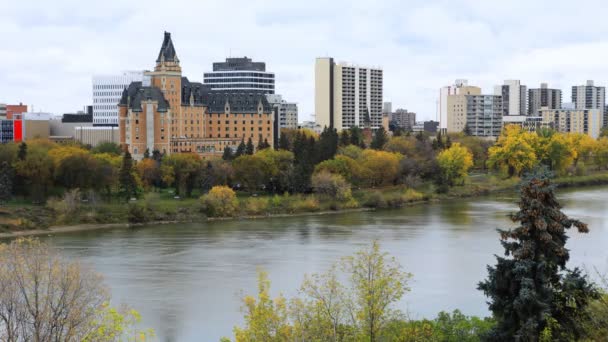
50, 111, 93, 138
540, 107, 602, 138
6, 103, 27, 120
203, 57, 275, 94
119, 32, 274, 159
75, 126, 120, 146
445, 85, 482, 133
266, 94, 298, 129
390, 109, 416, 131
466, 95, 503, 137
423, 120, 439, 133
439, 79, 469, 132
494, 80, 527, 117
92, 71, 147, 126
572, 80, 606, 127
315, 57, 383, 131
299, 121, 323, 134
0, 104, 6, 119
528, 83, 562, 115
383, 102, 392, 114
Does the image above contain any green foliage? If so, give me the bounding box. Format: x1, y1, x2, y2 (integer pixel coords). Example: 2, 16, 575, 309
92, 141, 122, 155
200, 185, 239, 217
222, 146, 234, 161
371, 126, 388, 150
246, 138, 255, 155
0, 161, 14, 203
478, 171, 598, 341
118, 151, 140, 201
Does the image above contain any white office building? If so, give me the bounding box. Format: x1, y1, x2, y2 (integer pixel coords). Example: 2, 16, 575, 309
203, 57, 275, 94
315, 57, 383, 130
266, 94, 298, 129
494, 80, 527, 117
92, 71, 147, 126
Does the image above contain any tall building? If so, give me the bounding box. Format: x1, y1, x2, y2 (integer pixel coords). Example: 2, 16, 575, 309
528, 83, 562, 115
119, 32, 274, 159
92, 71, 147, 126
315, 57, 383, 130
445, 85, 481, 133
203, 57, 275, 94
572, 80, 606, 127
494, 80, 527, 116
390, 109, 416, 131
439, 79, 469, 132
540, 108, 602, 138
383, 102, 392, 114
465, 95, 503, 137
266, 94, 298, 129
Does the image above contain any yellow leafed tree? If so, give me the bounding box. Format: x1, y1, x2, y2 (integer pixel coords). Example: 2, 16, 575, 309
436, 142, 474, 186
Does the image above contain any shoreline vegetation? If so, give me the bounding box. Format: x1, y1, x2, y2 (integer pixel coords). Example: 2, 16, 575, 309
2, 170, 608, 239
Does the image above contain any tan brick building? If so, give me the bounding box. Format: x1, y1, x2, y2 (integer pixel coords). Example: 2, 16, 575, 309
119, 32, 273, 159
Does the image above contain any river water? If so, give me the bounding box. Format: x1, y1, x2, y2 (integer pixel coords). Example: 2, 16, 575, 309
40, 186, 608, 341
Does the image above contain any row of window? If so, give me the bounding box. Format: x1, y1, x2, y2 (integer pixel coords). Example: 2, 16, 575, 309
204, 72, 274, 78
93, 84, 130, 90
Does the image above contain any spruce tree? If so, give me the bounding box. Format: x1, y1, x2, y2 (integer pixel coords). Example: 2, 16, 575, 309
339, 130, 350, 147
246, 138, 255, 155
0, 161, 13, 203
119, 151, 138, 200
235, 139, 246, 157
152, 149, 162, 162
479, 170, 597, 341
222, 146, 234, 161
143, 148, 150, 159
17, 142, 27, 161
278, 133, 290, 151
370, 126, 388, 150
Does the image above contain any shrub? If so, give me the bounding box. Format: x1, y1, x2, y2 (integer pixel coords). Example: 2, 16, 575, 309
244, 197, 270, 216
288, 196, 320, 213
127, 203, 147, 223
311, 170, 353, 201
403, 188, 425, 202
363, 191, 387, 208
201, 186, 239, 217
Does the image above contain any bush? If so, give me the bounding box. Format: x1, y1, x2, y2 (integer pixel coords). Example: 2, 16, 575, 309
244, 197, 270, 216
288, 196, 320, 213
127, 203, 147, 223
363, 191, 387, 208
311, 170, 353, 201
403, 188, 424, 202
201, 186, 239, 217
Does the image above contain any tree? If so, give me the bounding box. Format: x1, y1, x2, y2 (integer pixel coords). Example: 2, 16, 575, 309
342, 241, 412, 341
246, 138, 255, 155
0, 238, 152, 341
118, 151, 139, 200
222, 146, 234, 161
14, 147, 54, 203
339, 130, 350, 147
370, 126, 388, 150
594, 137, 608, 170
91, 141, 122, 155
316, 127, 339, 163
135, 158, 161, 190
487, 125, 538, 177
463, 123, 472, 136
17, 142, 27, 161
233, 270, 292, 342
233, 155, 272, 193
358, 150, 402, 187
349, 126, 365, 148
0, 161, 13, 203
55, 153, 101, 190
235, 139, 246, 158
278, 133, 290, 151
200, 185, 239, 217
162, 154, 202, 196
436, 143, 474, 187
311, 170, 352, 201
478, 171, 598, 341
257, 136, 271, 151
143, 148, 150, 159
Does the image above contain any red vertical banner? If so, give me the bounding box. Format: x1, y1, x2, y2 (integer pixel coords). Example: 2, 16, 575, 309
13, 120, 22, 141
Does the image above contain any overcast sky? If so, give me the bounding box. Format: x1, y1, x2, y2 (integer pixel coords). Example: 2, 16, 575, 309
1, 0, 607, 121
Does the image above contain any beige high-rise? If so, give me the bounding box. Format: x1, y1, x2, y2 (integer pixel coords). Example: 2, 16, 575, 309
445, 86, 481, 133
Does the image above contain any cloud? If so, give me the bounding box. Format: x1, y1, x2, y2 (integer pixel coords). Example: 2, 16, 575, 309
1, 0, 607, 120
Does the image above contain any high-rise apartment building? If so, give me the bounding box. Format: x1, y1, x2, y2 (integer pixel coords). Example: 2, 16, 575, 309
315, 57, 383, 130
203, 57, 275, 94
390, 109, 416, 131
445, 85, 481, 133
540, 108, 602, 138
266, 94, 298, 129
572, 80, 606, 127
439, 79, 469, 132
92, 71, 148, 126
465, 95, 503, 137
494, 80, 527, 116
383, 102, 392, 114
528, 83, 562, 115
119, 32, 274, 159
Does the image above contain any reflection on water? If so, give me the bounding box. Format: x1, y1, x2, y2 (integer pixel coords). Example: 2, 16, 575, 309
39, 186, 608, 341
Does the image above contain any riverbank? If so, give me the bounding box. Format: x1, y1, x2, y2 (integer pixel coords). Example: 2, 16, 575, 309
2, 171, 608, 238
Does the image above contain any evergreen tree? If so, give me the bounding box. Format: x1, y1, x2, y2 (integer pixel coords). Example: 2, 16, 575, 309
370, 126, 388, 150
445, 135, 452, 149
17, 142, 27, 161
291, 132, 316, 192
349, 126, 364, 148
143, 148, 150, 159
339, 130, 350, 147
262, 139, 270, 150
316, 127, 339, 163
0, 161, 13, 203
152, 149, 162, 162
435, 131, 444, 150
222, 146, 234, 161
479, 170, 598, 341
235, 139, 246, 157
256, 136, 270, 151
463, 123, 472, 136
246, 138, 255, 155
278, 133, 290, 151
118, 151, 138, 200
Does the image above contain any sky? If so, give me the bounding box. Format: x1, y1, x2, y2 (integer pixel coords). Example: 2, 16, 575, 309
1, 0, 608, 122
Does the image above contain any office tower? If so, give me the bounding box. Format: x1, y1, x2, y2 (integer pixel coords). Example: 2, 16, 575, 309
92, 71, 147, 126
528, 83, 562, 115
315, 57, 383, 130
572, 80, 606, 127
390, 109, 416, 131
203, 57, 275, 94
266, 94, 298, 129
465, 95, 503, 137
494, 80, 527, 116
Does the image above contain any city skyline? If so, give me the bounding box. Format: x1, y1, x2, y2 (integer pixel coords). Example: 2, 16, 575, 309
2, 0, 608, 122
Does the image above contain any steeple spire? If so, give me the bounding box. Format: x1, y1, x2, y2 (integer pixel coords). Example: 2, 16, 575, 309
156, 31, 178, 63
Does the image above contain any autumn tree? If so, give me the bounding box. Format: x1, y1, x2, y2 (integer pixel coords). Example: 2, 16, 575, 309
0, 161, 13, 203
118, 151, 139, 200
436, 143, 474, 187
358, 150, 402, 187
487, 125, 538, 177
311, 170, 352, 201
14, 146, 54, 203
135, 158, 161, 190
162, 153, 202, 196
200, 185, 239, 217
232, 154, 271, 193
278, 133, 290, 151
0, 238, 152, 342
478, 171, 598, 341
593, 137, 608, 170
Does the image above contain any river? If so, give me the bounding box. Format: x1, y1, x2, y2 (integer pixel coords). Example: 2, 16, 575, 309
40, 186, 608, 341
